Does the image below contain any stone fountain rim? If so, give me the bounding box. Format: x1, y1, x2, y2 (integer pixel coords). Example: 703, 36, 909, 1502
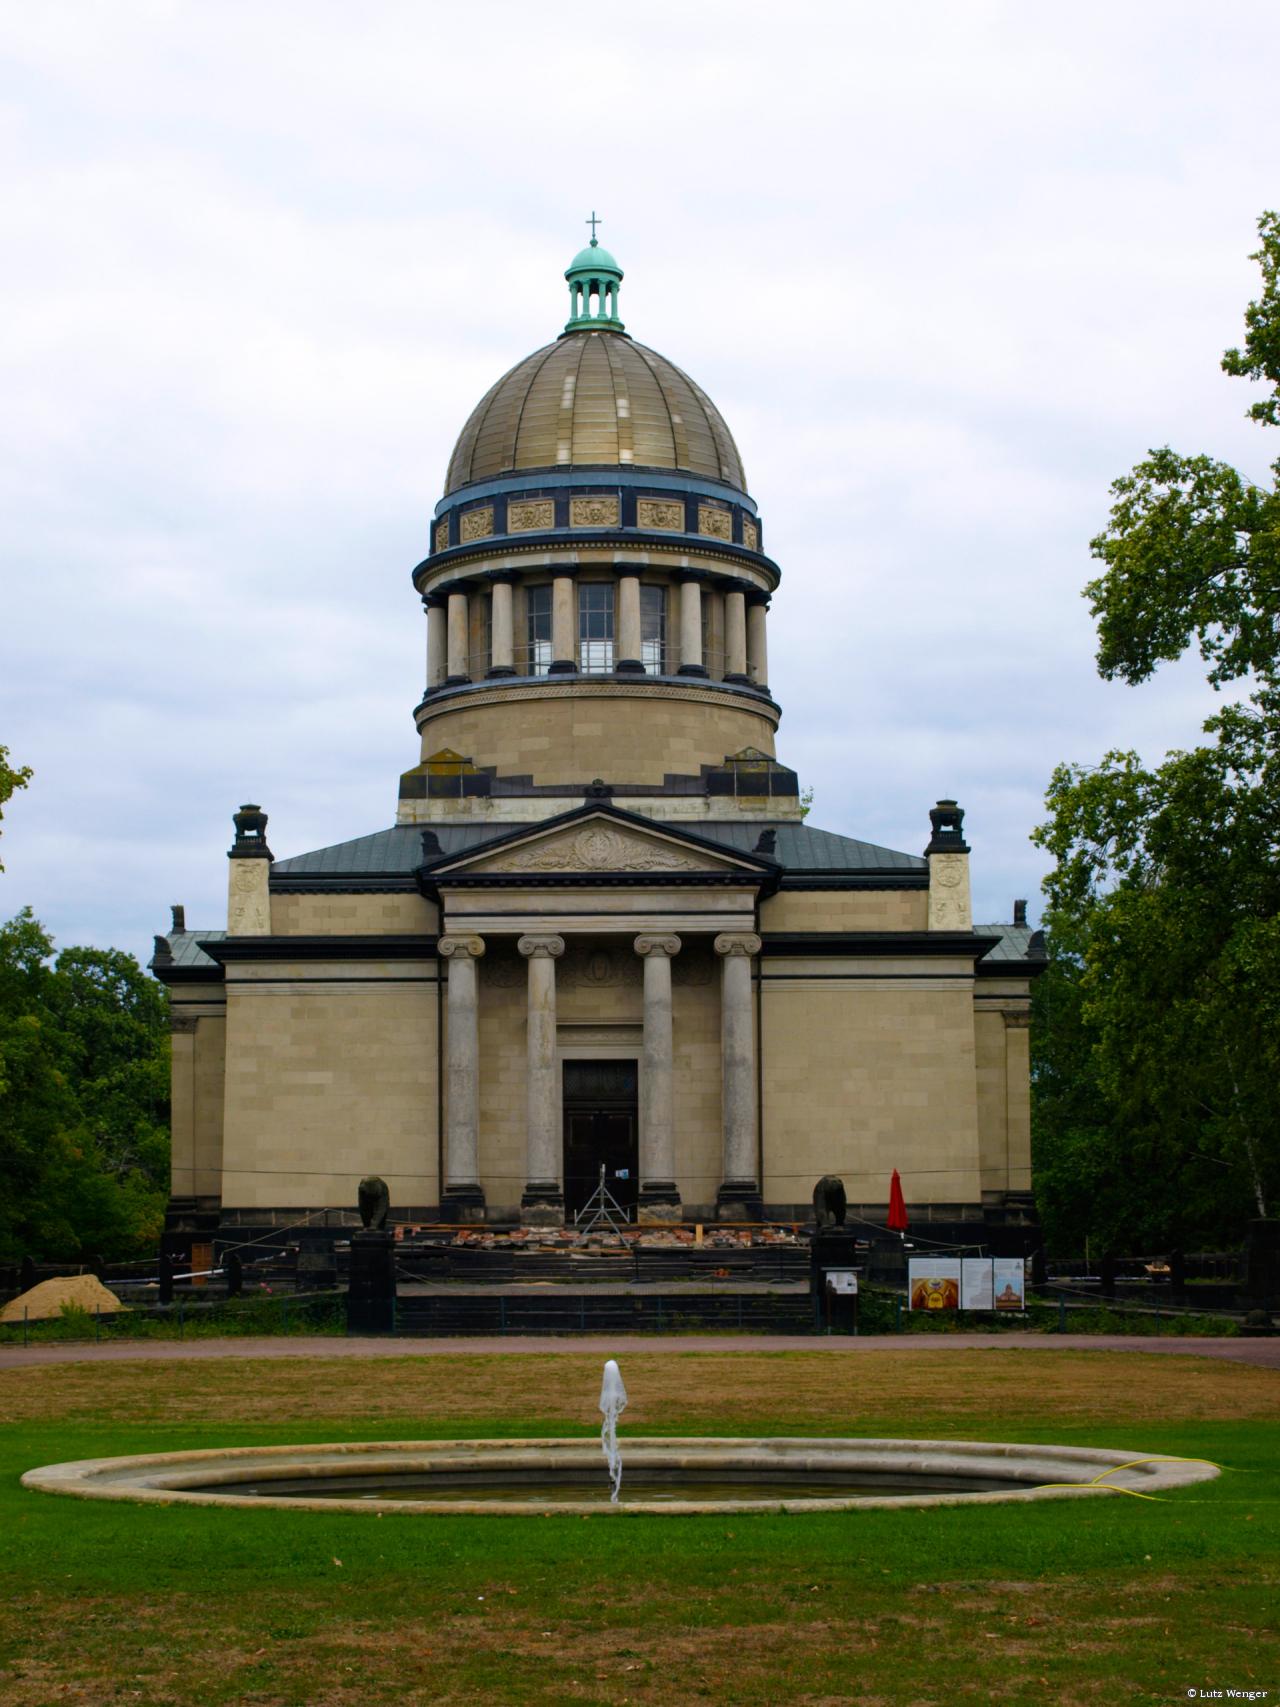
20, 1436, 1219, 1516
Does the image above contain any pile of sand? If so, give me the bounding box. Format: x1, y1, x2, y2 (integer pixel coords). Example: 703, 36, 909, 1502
1, 1274, 130, 1323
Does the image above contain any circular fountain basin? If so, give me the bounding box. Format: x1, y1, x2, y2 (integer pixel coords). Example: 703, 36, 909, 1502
21, 1437, 1217, 1515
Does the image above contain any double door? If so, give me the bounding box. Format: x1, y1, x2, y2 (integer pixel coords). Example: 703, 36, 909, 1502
562, 1060, 638, 1221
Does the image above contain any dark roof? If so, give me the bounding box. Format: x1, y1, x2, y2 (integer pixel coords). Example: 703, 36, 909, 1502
271, 819, 925, 881
974, 922, 1047, 970
151, 929, 226, 974
693, 822, 924, 874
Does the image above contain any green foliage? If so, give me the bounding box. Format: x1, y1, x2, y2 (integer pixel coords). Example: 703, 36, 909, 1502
0, 907, 169, 1263
0, 744, 32, 872
1034, 212, 1280, 1253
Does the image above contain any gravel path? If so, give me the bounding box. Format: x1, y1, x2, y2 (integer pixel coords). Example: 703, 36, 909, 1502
2, 1332, 1278, 1369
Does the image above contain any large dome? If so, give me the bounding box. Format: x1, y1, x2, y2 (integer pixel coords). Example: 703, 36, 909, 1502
444, 329, 747, 495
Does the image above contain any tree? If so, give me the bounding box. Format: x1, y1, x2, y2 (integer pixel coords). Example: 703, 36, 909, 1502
1032, 212, 1280, 1254
0, 745, 32, 872
0, 908, 169, 1262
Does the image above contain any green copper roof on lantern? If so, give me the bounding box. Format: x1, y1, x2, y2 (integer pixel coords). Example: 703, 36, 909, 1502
564, 214, 625, 333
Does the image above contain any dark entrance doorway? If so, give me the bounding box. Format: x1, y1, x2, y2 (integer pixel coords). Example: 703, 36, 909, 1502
562, 1059, 639, 1222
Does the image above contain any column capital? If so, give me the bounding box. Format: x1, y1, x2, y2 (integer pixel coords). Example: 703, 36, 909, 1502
422, 590, 449, 610
550, 564, 579, 579
634, 933, 682, 959
485, 568, 519, 587
518, 934, 566, 959
439, 934, 485, 960
714, 932, 762, 958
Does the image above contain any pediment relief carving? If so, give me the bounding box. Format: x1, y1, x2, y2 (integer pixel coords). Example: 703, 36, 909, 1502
459, 823, 739, 877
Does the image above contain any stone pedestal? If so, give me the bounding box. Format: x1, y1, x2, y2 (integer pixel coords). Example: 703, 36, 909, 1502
347, 1229, 396, 1336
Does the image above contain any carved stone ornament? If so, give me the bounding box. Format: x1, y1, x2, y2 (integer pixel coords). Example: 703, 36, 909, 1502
458, 506, 494, 542
561, 947, 641, 989
434, 519, 450, 552
438, 934, 485, 959
741, 519, 759, 552
714, 932, 763, 957
698, 504, 732, 540
478, 825, 704, 875
633, 934, 682, 958
637, 498, 685, 531
517, 934, 566, 959
569, 496, 620, 528
672, 947, 714, 986
507, 498, 554, 532
482, 949, 523, 988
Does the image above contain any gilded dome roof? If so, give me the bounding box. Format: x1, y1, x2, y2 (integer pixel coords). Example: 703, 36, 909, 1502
444, 329, 747, 496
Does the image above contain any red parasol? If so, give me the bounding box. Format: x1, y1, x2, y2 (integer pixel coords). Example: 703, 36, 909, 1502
886, 1169, 909, 1234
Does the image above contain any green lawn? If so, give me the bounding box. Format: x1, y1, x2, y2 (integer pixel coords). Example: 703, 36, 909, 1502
1, 1348, 1276, 1704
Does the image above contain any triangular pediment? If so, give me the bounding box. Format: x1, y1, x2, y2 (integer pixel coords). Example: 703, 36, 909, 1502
431, 810, 766, 880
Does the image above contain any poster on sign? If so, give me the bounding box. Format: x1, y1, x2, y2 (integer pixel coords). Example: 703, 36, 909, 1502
993, 1257, 1027, 1311
908, 1257, 961, 1311
961, 1257, 994, 1310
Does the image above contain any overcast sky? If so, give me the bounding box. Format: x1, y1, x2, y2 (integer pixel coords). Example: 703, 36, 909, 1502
3, 0, 1278, 965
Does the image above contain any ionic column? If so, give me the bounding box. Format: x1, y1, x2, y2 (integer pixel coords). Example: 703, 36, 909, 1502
678, 576, 706, 676
714, 932, 763, 1219
634, 935, 682, 1218
424, 595, 447, 691
446, 587, 471, 684
616, 570, 643, 673
746, 596, 769, 687
518, 934, 565, 1223
439, 934, 485, 1216
487, 574, 516, 677
724, 588, 748, 682
549, 569, 577, 674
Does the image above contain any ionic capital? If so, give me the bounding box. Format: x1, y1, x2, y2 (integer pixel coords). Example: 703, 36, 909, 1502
438, 934, 485, 960
714, 932, 762, 958
634, 934, 682, 959
518, 934, 566, 960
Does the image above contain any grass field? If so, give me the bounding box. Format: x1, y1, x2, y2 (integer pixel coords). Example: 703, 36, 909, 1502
2, 1346, 1276, 1705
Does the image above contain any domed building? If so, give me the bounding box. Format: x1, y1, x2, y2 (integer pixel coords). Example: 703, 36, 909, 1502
153, 232, 1044, 1249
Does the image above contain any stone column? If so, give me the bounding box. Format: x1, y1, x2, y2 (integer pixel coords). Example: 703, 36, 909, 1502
424, 595, 447, 691
634, 935, 682, 1220
746, 596, 769, 688
714, 932, 763, 1219
616, 570, 644, 672
549, 568, 577, 674
446, 588, 471, 684
487, 574, 516, 677
724, 588, 748, 681
518, 934, 565, 1224
439, 934, 485, 1218
678, 576, 706, 676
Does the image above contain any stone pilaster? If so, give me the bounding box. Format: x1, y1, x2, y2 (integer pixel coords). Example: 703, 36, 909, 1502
439, 934, 485, 1218
518, 933, 565, 1225
446, 588, 471, 684
616, 570, 644, 672
724, 588, 748, 681
487, 573, 517, 677
634, 934, 682, 1221
549, 568, 577, 674
714, 931, 762, 1220
746, 595, 769, 688
424, 594, 447, 690
678, 575, 706, 676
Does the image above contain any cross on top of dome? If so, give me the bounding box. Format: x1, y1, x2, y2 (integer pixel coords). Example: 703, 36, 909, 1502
565, 213, 625, 333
